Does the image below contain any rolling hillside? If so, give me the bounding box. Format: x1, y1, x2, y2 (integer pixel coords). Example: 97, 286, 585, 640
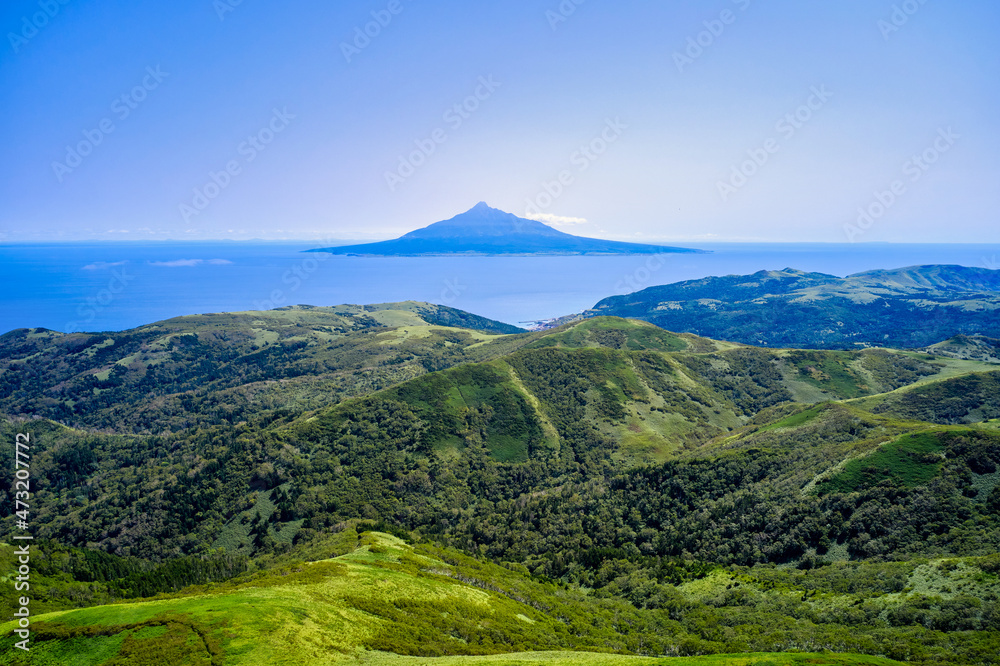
0, 302, 527, 433
588, 265, 1000, 349
2, 530, 924, 665
3, 316, 1000, 664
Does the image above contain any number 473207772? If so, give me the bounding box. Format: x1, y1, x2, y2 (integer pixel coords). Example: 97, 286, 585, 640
14, 433, 31, 524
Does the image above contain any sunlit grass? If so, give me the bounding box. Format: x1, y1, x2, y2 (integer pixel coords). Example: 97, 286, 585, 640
0, 533, 913, 666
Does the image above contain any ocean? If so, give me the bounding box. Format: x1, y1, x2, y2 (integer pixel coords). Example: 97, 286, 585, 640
2, 241, 999, 335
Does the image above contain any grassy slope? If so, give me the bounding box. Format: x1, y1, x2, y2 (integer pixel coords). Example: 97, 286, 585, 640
0, 532, 909, 666
693, 390, 1000, 493
354, 655, 904, 666
925, 335, 1000, 364
349, 318, 999, 467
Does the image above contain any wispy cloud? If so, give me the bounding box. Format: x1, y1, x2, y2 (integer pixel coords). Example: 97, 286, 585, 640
82, 261, 128, 271
525, 213, 588, 227
149, 259, 234, 268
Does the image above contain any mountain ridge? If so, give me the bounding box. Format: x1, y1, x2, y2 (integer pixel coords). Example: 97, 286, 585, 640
588, 264, 1000, 348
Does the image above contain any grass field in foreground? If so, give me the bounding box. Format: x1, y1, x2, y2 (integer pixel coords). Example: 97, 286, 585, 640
354, 651, 906, 665
1, 533, 910, 666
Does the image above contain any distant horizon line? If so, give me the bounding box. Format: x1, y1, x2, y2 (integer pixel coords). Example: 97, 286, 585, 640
3, 239, 1000, 246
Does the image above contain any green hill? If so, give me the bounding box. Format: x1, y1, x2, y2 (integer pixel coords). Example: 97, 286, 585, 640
0, 530, 962, 665
925, 335, 1000, 364
0, 302, 527, 433
8, 530, 658, 664
4, 315, 1000, 664
587, 265, 1000, 349
5, 318, 999, 564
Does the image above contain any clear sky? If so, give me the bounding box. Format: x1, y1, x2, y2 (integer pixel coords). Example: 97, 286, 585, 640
1, 0, 997, 243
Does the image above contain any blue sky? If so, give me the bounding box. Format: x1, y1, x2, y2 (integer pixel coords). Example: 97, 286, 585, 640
1, 0, 997, 243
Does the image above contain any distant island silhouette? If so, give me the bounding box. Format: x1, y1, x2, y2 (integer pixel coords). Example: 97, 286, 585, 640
308, 202, 705, 256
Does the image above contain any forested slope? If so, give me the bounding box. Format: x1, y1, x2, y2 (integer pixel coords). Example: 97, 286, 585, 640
588, 265, 1000, 348
3, 316, 1000, 664
0, 303, 528, 433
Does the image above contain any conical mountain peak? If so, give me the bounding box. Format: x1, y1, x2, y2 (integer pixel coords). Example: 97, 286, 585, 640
401, 203, 566, 239
310, 204, 703, 256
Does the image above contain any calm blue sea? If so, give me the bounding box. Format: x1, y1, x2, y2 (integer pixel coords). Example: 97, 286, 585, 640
2, 242, 998, 335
